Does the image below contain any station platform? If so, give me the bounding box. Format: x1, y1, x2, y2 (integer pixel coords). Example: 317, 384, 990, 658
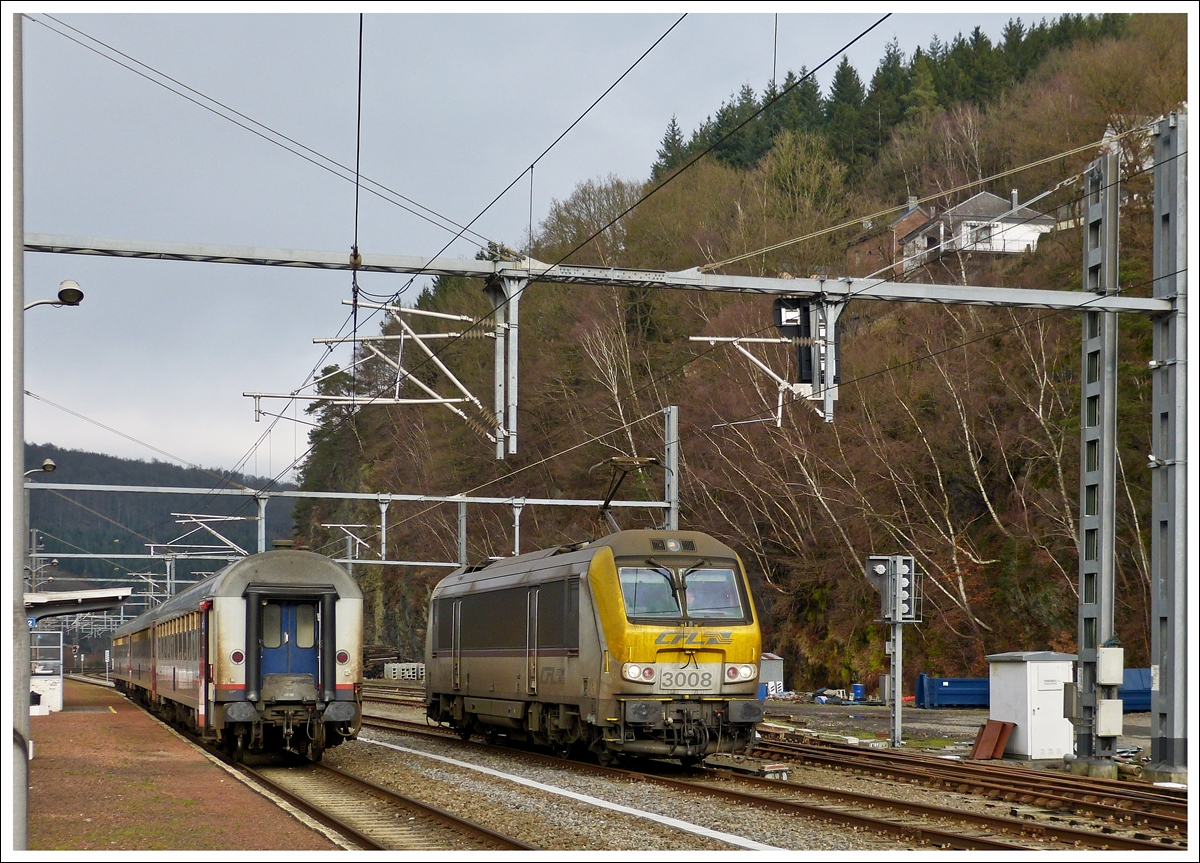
26, 678, 338, 851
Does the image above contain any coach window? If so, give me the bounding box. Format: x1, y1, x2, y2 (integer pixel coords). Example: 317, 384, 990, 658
296, 604, 315, 649
263, 603, 282, 649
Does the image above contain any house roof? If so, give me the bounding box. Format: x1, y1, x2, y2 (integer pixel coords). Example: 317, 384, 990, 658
943, 191, 1054, 224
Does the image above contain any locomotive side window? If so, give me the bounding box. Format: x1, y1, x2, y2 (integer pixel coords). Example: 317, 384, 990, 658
296, 604, 316, 649
435, 597, 454, 651
262, 603, 282, 649
619, 567, 681, 617
537, 580, 565, 647
683, 568, 745, 619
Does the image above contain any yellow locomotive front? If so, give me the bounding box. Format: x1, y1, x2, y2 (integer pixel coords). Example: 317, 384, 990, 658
588, 531, 764, 763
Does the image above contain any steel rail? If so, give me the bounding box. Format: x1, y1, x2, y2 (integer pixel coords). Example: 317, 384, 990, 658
311, 763, 535, 850
757, 728, 1189, 806
755, 734, 1190, 813
233, 763, 384, 850
359, 717, 1028, 851
753, 738, 1188, 832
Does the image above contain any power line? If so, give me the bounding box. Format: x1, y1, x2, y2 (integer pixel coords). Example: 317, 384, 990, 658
295, 12, 896, 471
227, 13, 693, 504
30, 13, 497, 247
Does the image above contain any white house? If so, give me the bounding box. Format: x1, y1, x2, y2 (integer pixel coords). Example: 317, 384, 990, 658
899, 191, 1056, 273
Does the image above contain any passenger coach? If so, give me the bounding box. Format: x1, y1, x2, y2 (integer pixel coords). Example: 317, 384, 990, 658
111, 547, 362, 761
425, 529, 764, 764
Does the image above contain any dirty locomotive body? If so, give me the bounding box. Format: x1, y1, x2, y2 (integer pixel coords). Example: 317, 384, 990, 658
425, 530, 764, 763
111, 549, 363, 761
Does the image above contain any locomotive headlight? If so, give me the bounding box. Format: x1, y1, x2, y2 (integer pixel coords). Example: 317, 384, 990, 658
622, 663, 655, 683
725, 663, 757, 682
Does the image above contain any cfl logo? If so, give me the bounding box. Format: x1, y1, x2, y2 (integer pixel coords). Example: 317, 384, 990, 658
655, 631, 734, 646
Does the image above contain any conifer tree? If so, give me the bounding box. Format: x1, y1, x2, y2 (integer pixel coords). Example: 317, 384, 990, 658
824, 55, 866, 171
861, 39, 907, 158
651, 116, 687, 182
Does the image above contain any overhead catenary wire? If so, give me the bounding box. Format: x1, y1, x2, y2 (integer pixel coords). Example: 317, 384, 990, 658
352, 14, 365, 400
30, 13, 498, 248
243, 11, 1138, 542
28, 16, 1171, 566
218, 14, 693, 503
388, 147, 1184, 531
294, 12, 895, 456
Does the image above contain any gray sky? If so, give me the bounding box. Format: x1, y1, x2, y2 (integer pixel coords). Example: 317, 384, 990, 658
11, 8, 1035, 480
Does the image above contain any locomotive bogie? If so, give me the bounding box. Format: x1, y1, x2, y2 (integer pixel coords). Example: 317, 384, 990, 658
425, 530, 764, 761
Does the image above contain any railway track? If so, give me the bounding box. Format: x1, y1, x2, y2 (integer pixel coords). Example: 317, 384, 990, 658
240, 761, 535, 851
360, 682, 426, 708
753, 731, 1188, 835
96, 678, 532, 851
358, 715, 1175, 851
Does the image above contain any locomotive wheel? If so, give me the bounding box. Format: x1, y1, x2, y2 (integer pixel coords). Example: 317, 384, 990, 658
596, 750, 616, 767
679, 755, 702, 769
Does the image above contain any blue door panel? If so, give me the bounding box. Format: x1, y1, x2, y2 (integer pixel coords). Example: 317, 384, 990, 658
260, 602, 320, 678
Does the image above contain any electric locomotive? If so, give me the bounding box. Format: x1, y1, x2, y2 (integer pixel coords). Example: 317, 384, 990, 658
111, 546, 363, 761
425, 529, 763, 763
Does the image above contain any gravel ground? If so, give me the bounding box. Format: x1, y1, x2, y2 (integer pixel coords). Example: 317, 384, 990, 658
340, 704, 911, 851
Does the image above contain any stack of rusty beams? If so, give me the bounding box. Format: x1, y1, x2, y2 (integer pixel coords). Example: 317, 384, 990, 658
969, 720, 1016, 760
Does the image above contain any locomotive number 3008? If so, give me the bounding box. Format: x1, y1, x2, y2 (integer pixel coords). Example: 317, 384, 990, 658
660, 670, 713, 689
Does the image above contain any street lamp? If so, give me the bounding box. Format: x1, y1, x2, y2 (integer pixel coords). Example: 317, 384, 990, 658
24, 458, 55, 477
23, 279, 85, 311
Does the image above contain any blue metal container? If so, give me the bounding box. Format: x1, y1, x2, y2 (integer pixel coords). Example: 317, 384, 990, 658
851, 683, 866, 701
915, 673, 990, 708
1118, 668, 1152, 712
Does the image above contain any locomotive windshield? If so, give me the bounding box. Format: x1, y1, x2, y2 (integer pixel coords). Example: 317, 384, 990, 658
618, 562, 748, 622
619, 567, 681, 617
682, 568, 744, 619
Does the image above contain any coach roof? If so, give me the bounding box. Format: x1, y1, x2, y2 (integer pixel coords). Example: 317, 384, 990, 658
114, 549, 360, 636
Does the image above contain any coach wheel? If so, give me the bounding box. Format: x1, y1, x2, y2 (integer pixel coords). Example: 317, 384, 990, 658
233, 731, 246, 763
308, 721, 327, 763
457, 724, 472, 742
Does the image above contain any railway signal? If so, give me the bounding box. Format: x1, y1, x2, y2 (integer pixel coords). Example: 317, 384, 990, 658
866, 554, 922, 747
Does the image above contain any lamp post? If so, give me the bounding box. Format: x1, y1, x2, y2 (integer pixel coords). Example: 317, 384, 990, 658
14, 14, 84, 844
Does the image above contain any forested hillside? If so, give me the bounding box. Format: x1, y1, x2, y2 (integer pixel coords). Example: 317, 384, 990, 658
292, 15, 1185, 685
25, 443, 296, 589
